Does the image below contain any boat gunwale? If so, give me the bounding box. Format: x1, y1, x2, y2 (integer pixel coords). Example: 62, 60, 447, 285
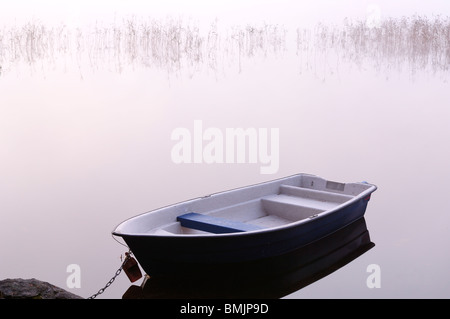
111, 174, 377, 239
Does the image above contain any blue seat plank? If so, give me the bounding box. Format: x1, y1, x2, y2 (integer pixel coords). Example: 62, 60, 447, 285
177, 212, 262, 234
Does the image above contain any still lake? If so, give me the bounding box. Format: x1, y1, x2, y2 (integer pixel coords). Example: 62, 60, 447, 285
1, 10, 450, 299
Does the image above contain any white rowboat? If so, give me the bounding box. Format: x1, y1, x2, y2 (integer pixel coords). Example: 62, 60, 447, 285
112, 173, 377, 276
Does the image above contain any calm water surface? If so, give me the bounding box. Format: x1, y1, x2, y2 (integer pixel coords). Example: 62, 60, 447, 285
1, 7, 450, 299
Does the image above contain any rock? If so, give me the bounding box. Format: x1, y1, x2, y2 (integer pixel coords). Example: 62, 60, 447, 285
0, 278, 84, 299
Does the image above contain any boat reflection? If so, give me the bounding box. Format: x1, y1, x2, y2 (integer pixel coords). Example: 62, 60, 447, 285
122, 217, 374, 299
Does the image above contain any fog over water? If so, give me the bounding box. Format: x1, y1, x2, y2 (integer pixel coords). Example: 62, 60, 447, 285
1, 1, 450, 299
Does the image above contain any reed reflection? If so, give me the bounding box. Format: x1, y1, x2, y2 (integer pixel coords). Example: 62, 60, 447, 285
122, 217, 374, 299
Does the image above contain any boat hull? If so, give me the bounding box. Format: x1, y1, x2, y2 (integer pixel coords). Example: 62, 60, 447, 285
120, 194, 372, 276
122, 217, 374, 298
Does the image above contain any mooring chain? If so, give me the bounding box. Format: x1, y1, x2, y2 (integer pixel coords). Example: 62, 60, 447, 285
87, 251, 132, 299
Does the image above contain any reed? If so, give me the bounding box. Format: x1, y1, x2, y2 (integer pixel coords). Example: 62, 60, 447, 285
0, 17, 287, 77
1, 15, 449, 79
296, 15, 450, 79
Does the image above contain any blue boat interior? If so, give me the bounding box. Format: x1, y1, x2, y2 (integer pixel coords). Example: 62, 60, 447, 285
177, 212, 263, 234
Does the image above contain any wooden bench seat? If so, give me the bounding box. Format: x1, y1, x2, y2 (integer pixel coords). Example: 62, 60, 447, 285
177, 212, 262, 234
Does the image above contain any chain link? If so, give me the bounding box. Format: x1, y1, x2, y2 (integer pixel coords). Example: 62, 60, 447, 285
87, 251, 131, 299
